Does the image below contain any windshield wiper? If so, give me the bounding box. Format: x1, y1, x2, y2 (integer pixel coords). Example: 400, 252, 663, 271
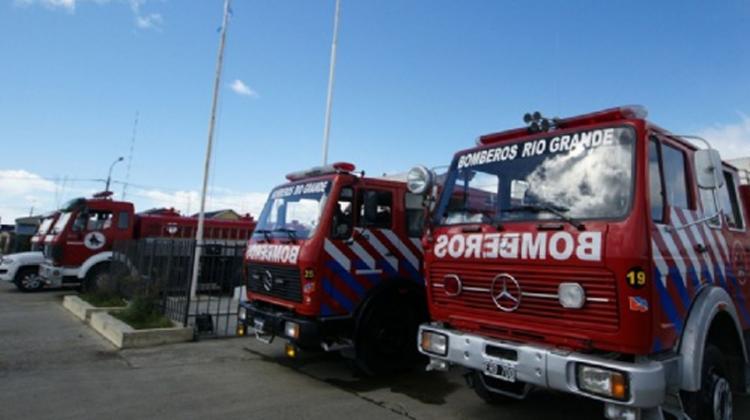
507, 202, 585, 231
273, 228, 298, 242
254, 229, 272, 242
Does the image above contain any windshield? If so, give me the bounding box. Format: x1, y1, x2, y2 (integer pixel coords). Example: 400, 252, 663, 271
36, 217, 55, 236
253, 180, 332, 240
51, 212, 72, 235
436, 126, 636, 225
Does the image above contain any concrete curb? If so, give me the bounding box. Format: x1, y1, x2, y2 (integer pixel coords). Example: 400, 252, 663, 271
89, 311, 193, 349
62, 295, 126, 322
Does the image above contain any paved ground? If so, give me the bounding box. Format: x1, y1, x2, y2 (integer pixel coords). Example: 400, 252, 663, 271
0, 281, 747, 419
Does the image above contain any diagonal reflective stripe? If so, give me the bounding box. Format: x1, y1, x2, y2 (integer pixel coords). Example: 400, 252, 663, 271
381, 229, 420, 271
684, 212, 715, 281
699, 223, 727, 279
652, 239, 670, 287
362, 229, 398, 271
324, 239, 351, 271
350, 240, 375, 269
410, 238, 424, 254
658, 223, 689, 286
712, 228, 730, 261
671, 209, 704, 287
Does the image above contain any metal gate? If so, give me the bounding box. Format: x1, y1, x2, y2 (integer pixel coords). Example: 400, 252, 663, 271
110, 239, 246, 338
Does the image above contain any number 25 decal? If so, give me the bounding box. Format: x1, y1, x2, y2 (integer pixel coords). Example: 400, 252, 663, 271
626, 268, 646, 289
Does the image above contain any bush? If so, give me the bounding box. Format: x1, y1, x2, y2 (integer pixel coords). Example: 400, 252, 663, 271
80, 292, 126, 308
113, 297, 173, 330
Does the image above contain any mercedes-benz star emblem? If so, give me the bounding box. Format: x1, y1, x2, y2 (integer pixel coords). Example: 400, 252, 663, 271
491, 273, 522, 312
262, 270, 274, 292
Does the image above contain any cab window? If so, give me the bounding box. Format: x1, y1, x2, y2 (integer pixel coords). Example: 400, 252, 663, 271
661, 144, 691, 210
118, 212, 130, 230
358, 189, 392, 229
720, 171, 744, 229
73, 210, 114, 232
648, 139, 665, 223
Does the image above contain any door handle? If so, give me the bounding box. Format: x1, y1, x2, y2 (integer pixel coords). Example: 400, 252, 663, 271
695, 244, 709, 253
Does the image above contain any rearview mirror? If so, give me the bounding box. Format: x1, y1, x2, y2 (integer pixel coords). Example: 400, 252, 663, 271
695, 149, 724, 190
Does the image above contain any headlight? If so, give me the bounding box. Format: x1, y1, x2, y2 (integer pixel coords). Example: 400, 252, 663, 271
238, 307, 247, 321
576, 364, 629, 400
407, 165, 434, 195
0, 257, 13, 265
420, 330, 448, 356
284, 321, 300, 339
559, 282, 586, 309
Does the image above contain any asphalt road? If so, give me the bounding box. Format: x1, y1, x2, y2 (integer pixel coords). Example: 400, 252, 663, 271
0, 281, 746, 419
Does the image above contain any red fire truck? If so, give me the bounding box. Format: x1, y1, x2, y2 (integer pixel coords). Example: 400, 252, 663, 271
237, 162, 428, 373
38, 192, 256, 291
410, 106, 750, 419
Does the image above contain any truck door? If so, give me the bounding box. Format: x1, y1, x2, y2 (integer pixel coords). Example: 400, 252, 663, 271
648, 136, 703, 344
69, 207, 116, 266
699, 168, 750, 328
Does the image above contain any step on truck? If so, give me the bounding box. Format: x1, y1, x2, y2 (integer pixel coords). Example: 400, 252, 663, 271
237, 162, 429, 374
0, 212, 59, 292
38, 191, 256, 292
409, 106, 750, 419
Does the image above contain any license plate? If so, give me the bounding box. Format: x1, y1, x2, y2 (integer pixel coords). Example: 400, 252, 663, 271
483, 359, 517, 382
253, 318, 265, 332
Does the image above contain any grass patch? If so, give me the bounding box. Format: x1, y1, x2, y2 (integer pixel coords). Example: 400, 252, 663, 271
112, 297, 173, 330
80, 293, 126, 308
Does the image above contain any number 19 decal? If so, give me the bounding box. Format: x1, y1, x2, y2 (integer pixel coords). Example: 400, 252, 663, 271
626, 268, 646, 289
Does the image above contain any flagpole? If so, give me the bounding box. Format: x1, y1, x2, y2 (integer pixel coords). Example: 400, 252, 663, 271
190, 0, 231, 299
321, 0, 341, 165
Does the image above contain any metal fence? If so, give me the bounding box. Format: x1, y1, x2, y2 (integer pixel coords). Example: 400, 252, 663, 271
110, 239, 246, 338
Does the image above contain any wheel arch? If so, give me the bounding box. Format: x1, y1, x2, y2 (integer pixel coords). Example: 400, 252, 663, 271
77, 252, 113, 279
678, 286, 748, 392
353, 277, 427, 332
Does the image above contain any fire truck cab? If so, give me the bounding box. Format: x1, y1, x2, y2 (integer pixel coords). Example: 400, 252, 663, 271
410, 106, 750, 419
237, 162, 428, 374
39, 192, 255, 292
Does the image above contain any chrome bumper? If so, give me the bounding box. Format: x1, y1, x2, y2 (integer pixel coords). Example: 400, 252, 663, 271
418, 324, 672, 408
39, 263, 63, 287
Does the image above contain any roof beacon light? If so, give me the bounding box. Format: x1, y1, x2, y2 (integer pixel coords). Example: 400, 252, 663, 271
524, 111, 557, 134
286, 162, 356, 181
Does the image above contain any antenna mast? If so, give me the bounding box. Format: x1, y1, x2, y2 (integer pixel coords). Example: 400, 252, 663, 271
121, 111, 139, 200
321, 0, 342, 165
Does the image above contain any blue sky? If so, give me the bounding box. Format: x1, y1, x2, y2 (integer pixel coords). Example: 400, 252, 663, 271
1, 0, 749, 221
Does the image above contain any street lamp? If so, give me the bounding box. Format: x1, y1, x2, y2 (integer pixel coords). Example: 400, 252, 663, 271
105, 156, 124, 194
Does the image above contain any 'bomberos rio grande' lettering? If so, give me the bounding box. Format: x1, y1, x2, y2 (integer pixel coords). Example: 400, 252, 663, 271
433, 232, 602, 261
246, 244, 300, 264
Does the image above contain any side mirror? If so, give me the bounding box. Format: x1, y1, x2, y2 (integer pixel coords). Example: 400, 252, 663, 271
695, 149, 724, 190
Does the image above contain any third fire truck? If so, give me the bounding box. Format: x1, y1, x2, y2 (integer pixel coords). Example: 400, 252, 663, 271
410, 106, 750, 419
237, 162, 428, 373
39, 192, 255, 291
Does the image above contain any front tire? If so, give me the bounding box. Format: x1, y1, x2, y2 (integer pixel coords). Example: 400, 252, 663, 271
82, 263, 114, 294
355, 288, 425, 375
683, 344, 734, 420
13, 267, 44, 292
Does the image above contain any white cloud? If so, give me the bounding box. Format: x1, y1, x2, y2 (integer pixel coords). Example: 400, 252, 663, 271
15, 0, 163, 30
0, 168, 270, 225
229, 79, 259, 98
697, 113, 750, 160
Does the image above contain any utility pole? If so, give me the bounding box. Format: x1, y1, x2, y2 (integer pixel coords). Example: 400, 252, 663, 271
321, 0, 342, 165
190, 0, 231, 299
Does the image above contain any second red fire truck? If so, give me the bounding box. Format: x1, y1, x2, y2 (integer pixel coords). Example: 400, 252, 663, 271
410, 106, 750, 419
39, 192, 256, 291
237, 162, 429, 373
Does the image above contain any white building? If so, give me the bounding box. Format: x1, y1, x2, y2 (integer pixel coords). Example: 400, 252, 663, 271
729, 157, 750, 184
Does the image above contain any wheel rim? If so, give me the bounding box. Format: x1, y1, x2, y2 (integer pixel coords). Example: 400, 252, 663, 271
712, 375, 733, 420
21, 273, 41, 289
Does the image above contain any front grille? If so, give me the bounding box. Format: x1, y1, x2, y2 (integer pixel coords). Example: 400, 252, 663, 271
430, 263, 619, 335
43, 245, 62, 263
247, 264, 302, 303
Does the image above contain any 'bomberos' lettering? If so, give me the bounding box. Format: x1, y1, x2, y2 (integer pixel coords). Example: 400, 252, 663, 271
246, 244, 301, 264
433, 232, 602, 261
